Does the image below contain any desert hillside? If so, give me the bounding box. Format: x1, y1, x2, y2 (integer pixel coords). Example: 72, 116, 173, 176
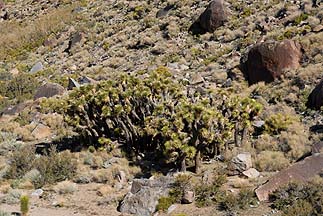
0, 0, 323, 215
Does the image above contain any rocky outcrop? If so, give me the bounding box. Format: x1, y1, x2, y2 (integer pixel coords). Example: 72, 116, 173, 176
34, 83, 65, 100
306, 79, 323, 110
240, 40, 302, 85
118, 176, 174, 216
255, 153, 323, 201
228, 152, 252, 175
189, 0, 227, 35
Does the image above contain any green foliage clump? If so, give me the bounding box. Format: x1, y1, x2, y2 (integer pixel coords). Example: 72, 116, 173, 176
264, 113, 297, 135
270, 180, 323, 216
32, 147, 77, 188
6, 145, 36, 179
0, 73, 40, 110
219, 188, 256, 211
42, 68, 262, 172
5, 145, 76, 188
294, 13, 309, 25
20, 195, 29, 216
194, 174, 227, 207
156, 196, 175, 212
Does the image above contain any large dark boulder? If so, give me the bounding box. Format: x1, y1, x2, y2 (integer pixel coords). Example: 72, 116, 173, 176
240, 40, 302, 85
189, 0, 227, 35
307, 79, 323, 110
34, 83, 65, 100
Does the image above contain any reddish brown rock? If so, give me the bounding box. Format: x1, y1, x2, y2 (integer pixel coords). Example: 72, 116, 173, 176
189, 0, 227, 34
255, 153, 323, 201
240, 40, 302, 85
306, 79, 323, 110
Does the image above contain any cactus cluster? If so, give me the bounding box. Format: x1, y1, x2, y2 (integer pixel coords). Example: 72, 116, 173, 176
42, 67, 262, 172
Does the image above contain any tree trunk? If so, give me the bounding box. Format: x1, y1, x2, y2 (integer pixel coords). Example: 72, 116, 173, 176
241, 126, 248, 147
180, 154, 186, 172
234, 122, 241, 147
195, 150, 201, 174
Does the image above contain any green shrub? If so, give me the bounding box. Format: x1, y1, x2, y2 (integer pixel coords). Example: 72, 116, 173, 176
194, 175, 227, 207
32, 147, 77, 188
6, 145, 36, 179
264, 114, 297, 135
270, 180, 323, 215
219, 188, 256, 211
156, 196, 175, 212
255, 151, 290, 172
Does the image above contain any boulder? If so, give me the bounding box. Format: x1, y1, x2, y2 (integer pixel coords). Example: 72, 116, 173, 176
229, 153, 252, 174
156, 4, 175, 18
306, 79, 323, 110
242, 168, 260, 179
29, 62, 44, 73
182, 190, 195, 204
255, 153, 323, 201
31, 124, 51, 140
240, 40, 302, 85
64, 32, 82, 53
189, 0, 227, 34
34, 83, 65, 100
118, 176, 174, 216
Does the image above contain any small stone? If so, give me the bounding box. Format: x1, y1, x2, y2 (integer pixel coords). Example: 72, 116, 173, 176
242, 168, 260, 179
252, 120, 265, 128
29, 62, 43, 73
190, 74, 205, 85
31, 189, 44, 197
167, 204, 177, 214
182, 191, 195, 204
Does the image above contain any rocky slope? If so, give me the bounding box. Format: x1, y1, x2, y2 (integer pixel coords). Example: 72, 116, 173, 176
0, 0, 323, 215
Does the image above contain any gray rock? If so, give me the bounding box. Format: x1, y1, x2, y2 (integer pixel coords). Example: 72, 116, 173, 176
167, 204, 177, 214
31, 189, 44, 197
182, 191, 195, 204
29, 62, 43, 73
252, 120, 265, 128
67, 78, 80, 90
190, 74, 205, 85
229, 153, 252, 174
119, 177, 174, 216
156, 4, 175, 18
34, 83, 65, 100
242, 168, 260, 179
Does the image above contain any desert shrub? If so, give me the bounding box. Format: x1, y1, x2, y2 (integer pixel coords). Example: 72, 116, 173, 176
270, 180, 323, 215
194, 174, 227, 207
0, 132, 20, 155
219, 188, 256, 211
54, 181, 77, 194
156, 196, 175, 212
2, 189, 22, 204
264, 114, 297, 135
5, 145, 36, 179
255, 151, 290, 172
32, 148, 77, 188
168, 174, 193, 203
281, 200, 313, 216
0, 73, 40, 104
